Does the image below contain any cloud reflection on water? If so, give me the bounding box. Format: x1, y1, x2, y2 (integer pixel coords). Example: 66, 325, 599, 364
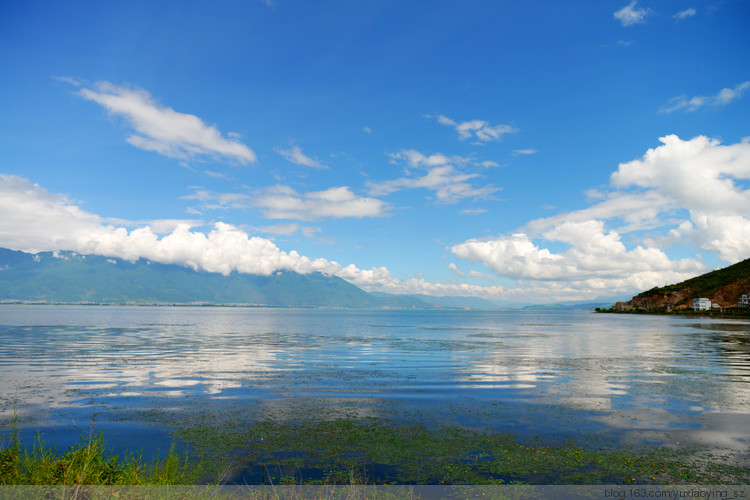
1, 306, 749, 453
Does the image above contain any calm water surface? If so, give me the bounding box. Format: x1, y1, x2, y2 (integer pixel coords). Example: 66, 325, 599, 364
1, 305, 749, 457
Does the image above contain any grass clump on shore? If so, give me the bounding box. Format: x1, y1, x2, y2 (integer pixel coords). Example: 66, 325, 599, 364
0, 423, 202, 485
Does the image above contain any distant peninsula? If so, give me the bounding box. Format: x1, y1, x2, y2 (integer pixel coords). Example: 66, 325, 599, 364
599, 257, 750, 316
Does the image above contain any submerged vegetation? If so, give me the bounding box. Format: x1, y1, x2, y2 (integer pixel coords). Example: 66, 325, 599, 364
177, 418, 748, 485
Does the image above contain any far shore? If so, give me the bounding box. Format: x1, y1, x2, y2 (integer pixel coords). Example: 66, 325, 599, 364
595, 307, 750, 319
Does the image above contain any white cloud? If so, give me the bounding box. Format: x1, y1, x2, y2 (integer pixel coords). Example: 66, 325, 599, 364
204, 170, 235, 180
257, 223, 322, 238
0, 174, 531, 300
584, 188, 606, 200
389, 149, 465, 168
52, 75, 83, 86
522, 190, 674, 236
259, 222, 302, 236
448, 262, 464, 276
301, 226, 322, 238
610, 135, 750, 214
76, 82, 256, 164
369, 149, 499, 204
614, 1, 652, 26
512, 149, 537, 156
363, 127, 372, 134
673, 8, 696, 21
660, 81, 750, 113
368, 165, 498, 204
435, 115, 517, 143
452, 222, 704, 288
254, 185, 389, 220
182, 189, 252, 211
610, 134, 750, 262
460, 208, 487, 215
0, 174, 375, 278
274, 144, 327, 169
452, 134, 750, 295
468, 270, 491, 278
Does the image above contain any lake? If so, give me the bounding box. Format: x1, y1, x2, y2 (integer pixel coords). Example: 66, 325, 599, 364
1, 305, 749, 467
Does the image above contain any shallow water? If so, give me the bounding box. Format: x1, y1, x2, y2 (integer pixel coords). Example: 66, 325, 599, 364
1, 305, 749, 458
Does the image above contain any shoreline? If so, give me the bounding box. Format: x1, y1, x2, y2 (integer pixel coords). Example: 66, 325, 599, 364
594, 308, 750, 319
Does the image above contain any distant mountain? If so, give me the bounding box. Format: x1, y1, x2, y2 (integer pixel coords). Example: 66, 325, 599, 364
369, 293, 437, 309
520, 301, 615, 311
613, 257, 750, 311
0, 248, 381, 308
408, 294, 500, 309
369, 292, 499, 309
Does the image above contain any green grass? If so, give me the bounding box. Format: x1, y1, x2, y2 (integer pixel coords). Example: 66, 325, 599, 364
0, 420, 204, 485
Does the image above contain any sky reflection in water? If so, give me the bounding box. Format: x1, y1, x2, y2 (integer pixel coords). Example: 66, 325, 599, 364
1, 305, 749, 455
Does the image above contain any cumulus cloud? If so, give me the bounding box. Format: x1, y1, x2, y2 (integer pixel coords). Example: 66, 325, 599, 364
522, 190, 674, 236
0, 174, 529, 299
610, 134, 750, 262
369, 149, 499, 204
0, 175, 374, 279
274, 144, 327, 169
435, 115, 517, 143
254, 185, 389, 220
452, 222, 704, 294
614, 1, 652, 26
452, 135, 750, 294
76, 81, 256, 164
660, 81, 750, 113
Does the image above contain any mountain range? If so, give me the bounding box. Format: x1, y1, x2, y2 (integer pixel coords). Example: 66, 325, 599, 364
0, 248, 503, 309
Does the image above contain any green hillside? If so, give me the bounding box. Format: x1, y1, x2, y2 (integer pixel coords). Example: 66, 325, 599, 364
0, 248, 383, 307
606, 257, 750, 312
635, 257, 750, 300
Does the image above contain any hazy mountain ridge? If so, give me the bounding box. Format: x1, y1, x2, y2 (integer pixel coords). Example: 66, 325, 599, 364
614, 257, 750, 310
370, 292, 500, 310
520, 301, 616, 311
0, 248, 486, 309
0, 248, 381, 307
1, 247, 628, 309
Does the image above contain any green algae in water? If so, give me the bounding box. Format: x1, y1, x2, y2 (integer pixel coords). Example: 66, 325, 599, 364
174, 418, 750, 485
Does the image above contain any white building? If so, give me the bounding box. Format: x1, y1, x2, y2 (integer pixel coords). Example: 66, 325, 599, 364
692, 298, 711, 311
739, 294, 750, 309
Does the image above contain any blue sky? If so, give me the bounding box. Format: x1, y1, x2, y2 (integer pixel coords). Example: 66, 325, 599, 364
1, 0, 749, 304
